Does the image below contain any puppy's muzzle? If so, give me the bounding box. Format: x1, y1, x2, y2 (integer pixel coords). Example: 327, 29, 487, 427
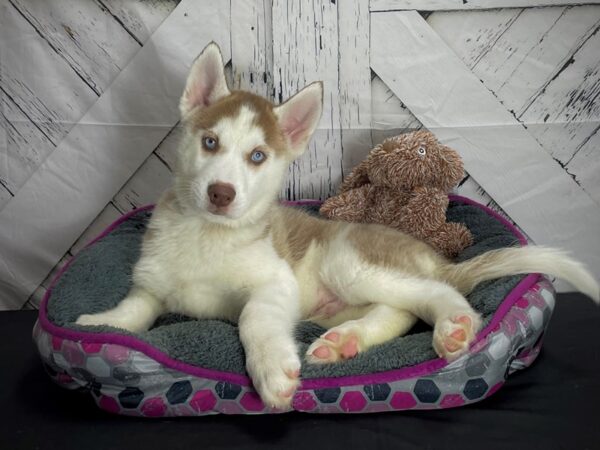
208, 183, 236, 208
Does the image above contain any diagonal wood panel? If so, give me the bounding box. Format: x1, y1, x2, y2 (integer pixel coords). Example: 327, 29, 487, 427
371, 11, 600, 287
430, 7, 600, 167
100, 0, 181, 44
9, 0, 141, 96
370, 0, 600, 11
0, 0, 231, 310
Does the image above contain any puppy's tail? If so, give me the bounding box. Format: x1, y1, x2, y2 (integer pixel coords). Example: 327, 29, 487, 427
441, 246, 599, 303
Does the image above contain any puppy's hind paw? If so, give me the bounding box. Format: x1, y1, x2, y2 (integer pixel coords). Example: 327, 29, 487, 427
306, 326, 362, 364
433, 312, 481, 361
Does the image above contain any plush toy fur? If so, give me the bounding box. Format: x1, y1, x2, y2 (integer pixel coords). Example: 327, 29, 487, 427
320, 130, 473, 258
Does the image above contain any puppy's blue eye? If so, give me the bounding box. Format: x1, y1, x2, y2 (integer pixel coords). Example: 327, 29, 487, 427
251, 150, 265, 163
203, 136, 217, 150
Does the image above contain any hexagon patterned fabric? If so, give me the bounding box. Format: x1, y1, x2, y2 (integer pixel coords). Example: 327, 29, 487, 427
33, 277, 555, 415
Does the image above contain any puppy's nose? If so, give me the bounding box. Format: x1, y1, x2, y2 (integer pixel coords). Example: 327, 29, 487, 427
207, 183, 236, 207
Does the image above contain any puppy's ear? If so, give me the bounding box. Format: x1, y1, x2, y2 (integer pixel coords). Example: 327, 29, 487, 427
179, 42, 230, 117
274, 82, 323, 158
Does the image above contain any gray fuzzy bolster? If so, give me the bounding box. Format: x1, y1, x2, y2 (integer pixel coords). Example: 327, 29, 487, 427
47, 203, 523, 378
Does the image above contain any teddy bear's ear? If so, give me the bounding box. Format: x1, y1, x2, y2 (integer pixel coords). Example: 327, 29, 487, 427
440, 144, 466, 189
339, 158, 371, 192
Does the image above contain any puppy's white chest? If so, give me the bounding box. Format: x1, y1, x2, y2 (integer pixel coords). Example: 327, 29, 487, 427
136, 217, 278, 319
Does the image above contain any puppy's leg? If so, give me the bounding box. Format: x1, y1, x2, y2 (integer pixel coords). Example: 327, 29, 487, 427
76, 287, 164, 332
238, 277, 302, 409
324, 264, 481, 361
390, 279, 482, 361
306, 305, 417, 363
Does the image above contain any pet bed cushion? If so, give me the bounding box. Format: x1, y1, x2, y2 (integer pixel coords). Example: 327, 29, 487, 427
34, 196, 555, 416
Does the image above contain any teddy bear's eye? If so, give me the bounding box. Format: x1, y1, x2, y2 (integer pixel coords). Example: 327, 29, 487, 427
417, 146, 426, 156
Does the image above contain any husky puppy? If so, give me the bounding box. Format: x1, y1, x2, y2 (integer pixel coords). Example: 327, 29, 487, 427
77, 43, 599, 408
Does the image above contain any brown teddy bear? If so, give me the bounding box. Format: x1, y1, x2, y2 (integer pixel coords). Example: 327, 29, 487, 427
320, 130, 473, 258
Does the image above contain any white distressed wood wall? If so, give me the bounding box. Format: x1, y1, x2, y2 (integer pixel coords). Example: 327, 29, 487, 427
1, 0, 599, 310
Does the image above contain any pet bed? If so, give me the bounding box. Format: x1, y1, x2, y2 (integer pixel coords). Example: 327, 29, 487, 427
33, 196, 555, 416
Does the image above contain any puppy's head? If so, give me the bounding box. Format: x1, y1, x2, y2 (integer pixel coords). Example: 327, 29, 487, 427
175, 42, 323, 227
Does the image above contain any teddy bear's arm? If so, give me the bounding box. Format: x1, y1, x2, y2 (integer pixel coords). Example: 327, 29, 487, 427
397, 186, 449, 238
339, 159, 371, 193
320, 186, 370, 222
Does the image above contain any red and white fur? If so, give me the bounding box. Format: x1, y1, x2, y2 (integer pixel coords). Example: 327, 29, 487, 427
77, 43, 600, 409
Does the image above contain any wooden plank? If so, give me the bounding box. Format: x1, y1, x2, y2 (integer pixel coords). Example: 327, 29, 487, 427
564, 126, 600, 207
430, 5, 600, 210
485, 7, 597, 116
371, 11, 600, 286
0, 185, 11, 210
430, 7, 600, 116
428, 9, 523, 71
0, 3, 97, 145
98, 0, 180, 44
231, 0, 274, 99
0, 94, 55, 199
153, 125, 183, 171
2, 0, 177, 209
9, 0, 141, 96
337, 0, 374, 174
272, 0, 342, 200
371, 0, 600, 11
518, 18, 600, 163
516, 12, 600, 117
113, 155, 173, 212
0, 0, 231, 310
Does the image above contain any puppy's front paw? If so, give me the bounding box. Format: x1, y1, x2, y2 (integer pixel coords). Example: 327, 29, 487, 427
75, 312, 138, 332
246, 344, 301, 410
75, 313, 114, 327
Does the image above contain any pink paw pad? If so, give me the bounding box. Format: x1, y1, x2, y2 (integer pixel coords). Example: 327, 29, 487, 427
324, 332, 340, 343
285, 368, 300, 378
444, 339, 462, 352
434, 312, 480, 360
341, 336, 358, 359
306, 327, 363, 364
455, 315, 472, 327
278, 387, 295, 398
443, 318, 472, 352
313, 346, 331, 359
450, 329, 466, 342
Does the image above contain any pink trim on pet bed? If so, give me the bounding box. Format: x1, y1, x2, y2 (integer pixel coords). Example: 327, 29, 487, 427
38, 198, 541, 390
